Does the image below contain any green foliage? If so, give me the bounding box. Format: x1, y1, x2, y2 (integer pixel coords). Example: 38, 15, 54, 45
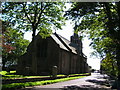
0, 71, 8, 75
65, 2, 119, 56
0, 71, 16, 76
2, 2, 66, 39
2, 74, 49, 79
101, 53, 118, 77
9, 71, 16, 74
1, 70, 89, 80
38, 27, 52, 39
1, 70, 50, 79
2, 26, 30, 68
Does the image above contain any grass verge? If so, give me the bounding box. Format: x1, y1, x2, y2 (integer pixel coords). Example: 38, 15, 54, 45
2, 75, 87, 90
1, 70, 89, 79
1, 71, 50, 79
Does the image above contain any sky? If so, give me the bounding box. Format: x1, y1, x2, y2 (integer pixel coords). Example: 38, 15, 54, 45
24, 20, 100, 70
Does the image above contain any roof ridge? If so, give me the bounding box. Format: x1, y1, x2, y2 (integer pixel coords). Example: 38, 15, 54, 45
56, 33, 70, 42
54, 33, 72, 52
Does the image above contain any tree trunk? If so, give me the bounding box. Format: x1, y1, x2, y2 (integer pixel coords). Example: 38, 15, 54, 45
2, 59, 6, 70
32, 27, 36, 40
31, 25, 38, 75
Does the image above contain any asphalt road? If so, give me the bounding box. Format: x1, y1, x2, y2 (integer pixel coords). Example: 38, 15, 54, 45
19, 73, 112, 90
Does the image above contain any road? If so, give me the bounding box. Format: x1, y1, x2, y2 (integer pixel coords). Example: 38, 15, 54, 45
19, 73, 112, 90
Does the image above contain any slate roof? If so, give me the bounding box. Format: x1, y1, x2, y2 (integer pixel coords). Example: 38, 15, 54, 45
51, 33, 78, 54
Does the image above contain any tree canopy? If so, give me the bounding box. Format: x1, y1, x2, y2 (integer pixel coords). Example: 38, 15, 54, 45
2, 2, 66, 39
2, 20, 30, 69
65, 2, 120, 82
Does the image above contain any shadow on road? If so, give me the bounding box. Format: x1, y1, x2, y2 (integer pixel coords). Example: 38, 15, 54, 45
86, 79, 110, 87
18, 73, 112, 90
60, 85, 110, 90
19, 85, 111, 90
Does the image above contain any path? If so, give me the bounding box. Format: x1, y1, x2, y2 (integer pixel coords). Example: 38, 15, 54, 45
19, 73, 112, 90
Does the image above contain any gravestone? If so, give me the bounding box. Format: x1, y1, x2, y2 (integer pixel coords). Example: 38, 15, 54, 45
52, 66, 57, 79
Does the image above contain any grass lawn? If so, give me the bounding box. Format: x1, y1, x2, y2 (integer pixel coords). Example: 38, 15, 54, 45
2, 75, 87, 90
1, 71, 90, 79
1, 71, 66, 79
1, 71, 91, 90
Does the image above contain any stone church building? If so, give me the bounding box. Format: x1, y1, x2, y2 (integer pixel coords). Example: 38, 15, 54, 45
17, 32, 89, 75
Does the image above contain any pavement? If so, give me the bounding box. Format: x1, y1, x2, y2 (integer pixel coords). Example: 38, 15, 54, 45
18, 73, 113, 90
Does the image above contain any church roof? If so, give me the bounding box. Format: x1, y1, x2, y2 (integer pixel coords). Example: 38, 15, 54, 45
51, 33, 77, 54
51, 34, 69, 52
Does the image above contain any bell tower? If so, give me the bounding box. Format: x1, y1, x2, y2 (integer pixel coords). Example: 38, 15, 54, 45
71, 32, 83, 56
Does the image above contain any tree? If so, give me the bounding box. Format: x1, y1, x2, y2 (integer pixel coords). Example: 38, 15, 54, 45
101, 53, 118, 78
65, 2, 120, 86
2, 21, 30, 70
2, 2, 66, 40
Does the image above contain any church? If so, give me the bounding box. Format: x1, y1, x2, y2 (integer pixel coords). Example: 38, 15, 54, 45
17, 32, 89, 75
